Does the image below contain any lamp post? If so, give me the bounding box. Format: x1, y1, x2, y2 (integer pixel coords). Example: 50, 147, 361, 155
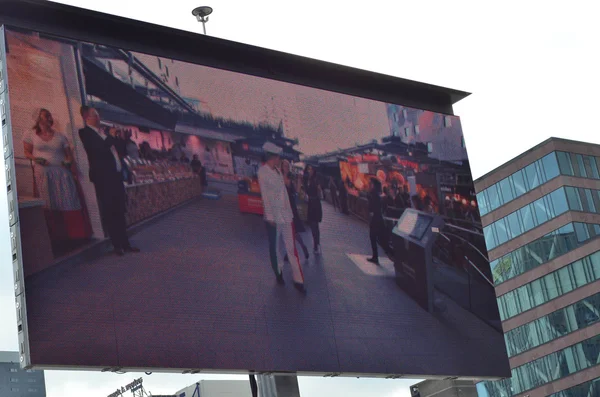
192, 6, 213, 35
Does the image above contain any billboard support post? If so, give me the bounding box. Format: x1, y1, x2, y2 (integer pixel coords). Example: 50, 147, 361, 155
254, 374, 301, 397
273, 375, 301, 397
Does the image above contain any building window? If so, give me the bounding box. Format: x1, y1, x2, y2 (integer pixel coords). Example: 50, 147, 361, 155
490, 222, 600, 285
402, 109, 407, 118
483, 186, 581, 251
547, 375, 600, 397
444, 116, 452, 127
10, 368, 17, 372
11, 388, 19, 392
28, 378, 36, 383
476, 191, 489, 215
157, 57, 162, 69
393, 112, 398, 122
404, 127, 411, 137
28, 388, 38, 392
460, 136, 465, 148
165, 65, 170, 77
498, 177, 515, 204
427, 142, 433, 153
478, 152, 561, 216
414, 125, 420, 135
498, 250, 600, 321
10, 377, 18, 382
479, 328, 600, 397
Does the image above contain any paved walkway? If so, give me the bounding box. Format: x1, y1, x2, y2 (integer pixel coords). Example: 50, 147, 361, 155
25, 188, 509, 378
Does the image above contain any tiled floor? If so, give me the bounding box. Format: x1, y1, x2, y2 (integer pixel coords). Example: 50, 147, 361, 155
24, 188, 510, 378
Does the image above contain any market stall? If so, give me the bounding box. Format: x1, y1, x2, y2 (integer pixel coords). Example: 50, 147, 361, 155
123, 158, 202, 226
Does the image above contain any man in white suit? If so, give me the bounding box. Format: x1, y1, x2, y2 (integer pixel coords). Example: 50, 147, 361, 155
258, 142, 306, 294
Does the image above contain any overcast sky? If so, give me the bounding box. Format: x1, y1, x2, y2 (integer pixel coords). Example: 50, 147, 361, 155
1, 0, 599, 396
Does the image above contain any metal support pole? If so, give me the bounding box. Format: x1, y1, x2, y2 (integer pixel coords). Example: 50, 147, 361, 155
255, 374, 301, 397
273, 375, 301, 397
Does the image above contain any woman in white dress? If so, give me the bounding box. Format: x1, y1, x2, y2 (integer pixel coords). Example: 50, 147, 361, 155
23, 108, 91, 245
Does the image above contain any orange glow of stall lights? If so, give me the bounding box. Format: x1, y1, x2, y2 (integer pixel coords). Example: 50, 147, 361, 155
461, 199, 468, 205
471, 200, 477, 207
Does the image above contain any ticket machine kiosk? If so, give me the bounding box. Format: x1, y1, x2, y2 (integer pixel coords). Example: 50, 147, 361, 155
391, 208, 445, 313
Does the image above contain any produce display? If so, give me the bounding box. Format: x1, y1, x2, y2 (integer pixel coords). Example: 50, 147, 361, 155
124, 158, 196, 185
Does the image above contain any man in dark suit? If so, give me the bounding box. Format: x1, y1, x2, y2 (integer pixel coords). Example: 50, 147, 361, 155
79, 106, 139, 256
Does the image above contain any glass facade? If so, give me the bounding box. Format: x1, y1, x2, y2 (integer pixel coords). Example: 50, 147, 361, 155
484, 186, 600, 251
497, 251, 600, 321
478, 147, 600, 397
548, 376, 599, 397
505, 292, 600, 357
477, 151, 600, 216
477, 152, 560, 215
491, 222, 600, 285
478, 333, 600, 397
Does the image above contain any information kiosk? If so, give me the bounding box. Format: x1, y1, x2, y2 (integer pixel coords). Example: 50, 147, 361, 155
391, 208, 445, 313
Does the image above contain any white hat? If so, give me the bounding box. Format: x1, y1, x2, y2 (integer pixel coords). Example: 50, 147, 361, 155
262, 142, 283, 155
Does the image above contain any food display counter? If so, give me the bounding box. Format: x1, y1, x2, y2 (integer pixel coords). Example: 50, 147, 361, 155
18, 197, 54, 277
124, 159, 203, 226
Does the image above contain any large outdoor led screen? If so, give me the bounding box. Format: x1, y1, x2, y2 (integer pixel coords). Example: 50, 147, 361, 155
1, 26, 510, 378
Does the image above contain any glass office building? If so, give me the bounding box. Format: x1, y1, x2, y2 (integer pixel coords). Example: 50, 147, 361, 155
475, 138, 600, 397
0, 351, 45, 397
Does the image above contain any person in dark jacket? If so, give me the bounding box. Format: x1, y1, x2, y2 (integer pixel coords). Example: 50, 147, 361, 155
190, 155, 206, 189
329, 176, 341, 211
78, 106, 139, 256
281, 160, 309, 261
304, 164, 323, 254
367, 178, 390, 265
338, 178, 350, 215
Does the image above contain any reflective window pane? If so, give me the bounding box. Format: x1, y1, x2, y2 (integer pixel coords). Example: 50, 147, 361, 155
585, 189, 597, 213
525, 162, 541, 189
500, 250, 600, 321
512, 170, 528, 197
533, 198, 550, 224
549, 188, 569, 216
576, 154, 588, 178
565, 186, 583, 211
477, 191, 490, 215
589, 156, 600, 179
557, 151, 574, 176
484, 225, 497, 250
541, 152, 560, 181
488, 184, 501, 211
495, 220, 510, 246
584, 155, 600, 179
506, 211, 522, 239
519, 205, 536, 232
487, 187, 600, 254
499, 177, 514, 203
574, 222, 590, 243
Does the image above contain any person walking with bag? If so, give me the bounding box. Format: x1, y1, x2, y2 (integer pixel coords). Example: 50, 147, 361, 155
303, 165, 323, 254
281, 159, 310, 262
258, 143, 307, 294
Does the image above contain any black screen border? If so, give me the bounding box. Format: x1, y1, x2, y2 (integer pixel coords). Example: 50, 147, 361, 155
0, 0, 469, 115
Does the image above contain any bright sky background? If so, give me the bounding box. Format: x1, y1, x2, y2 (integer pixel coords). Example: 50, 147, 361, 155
1, 0, 600, 396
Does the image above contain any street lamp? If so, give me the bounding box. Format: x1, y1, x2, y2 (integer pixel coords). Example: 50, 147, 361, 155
192, 6, 213, 35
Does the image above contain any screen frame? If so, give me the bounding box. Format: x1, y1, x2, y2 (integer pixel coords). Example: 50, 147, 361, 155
0, 0, 509, 381
0, 0, 469, 116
